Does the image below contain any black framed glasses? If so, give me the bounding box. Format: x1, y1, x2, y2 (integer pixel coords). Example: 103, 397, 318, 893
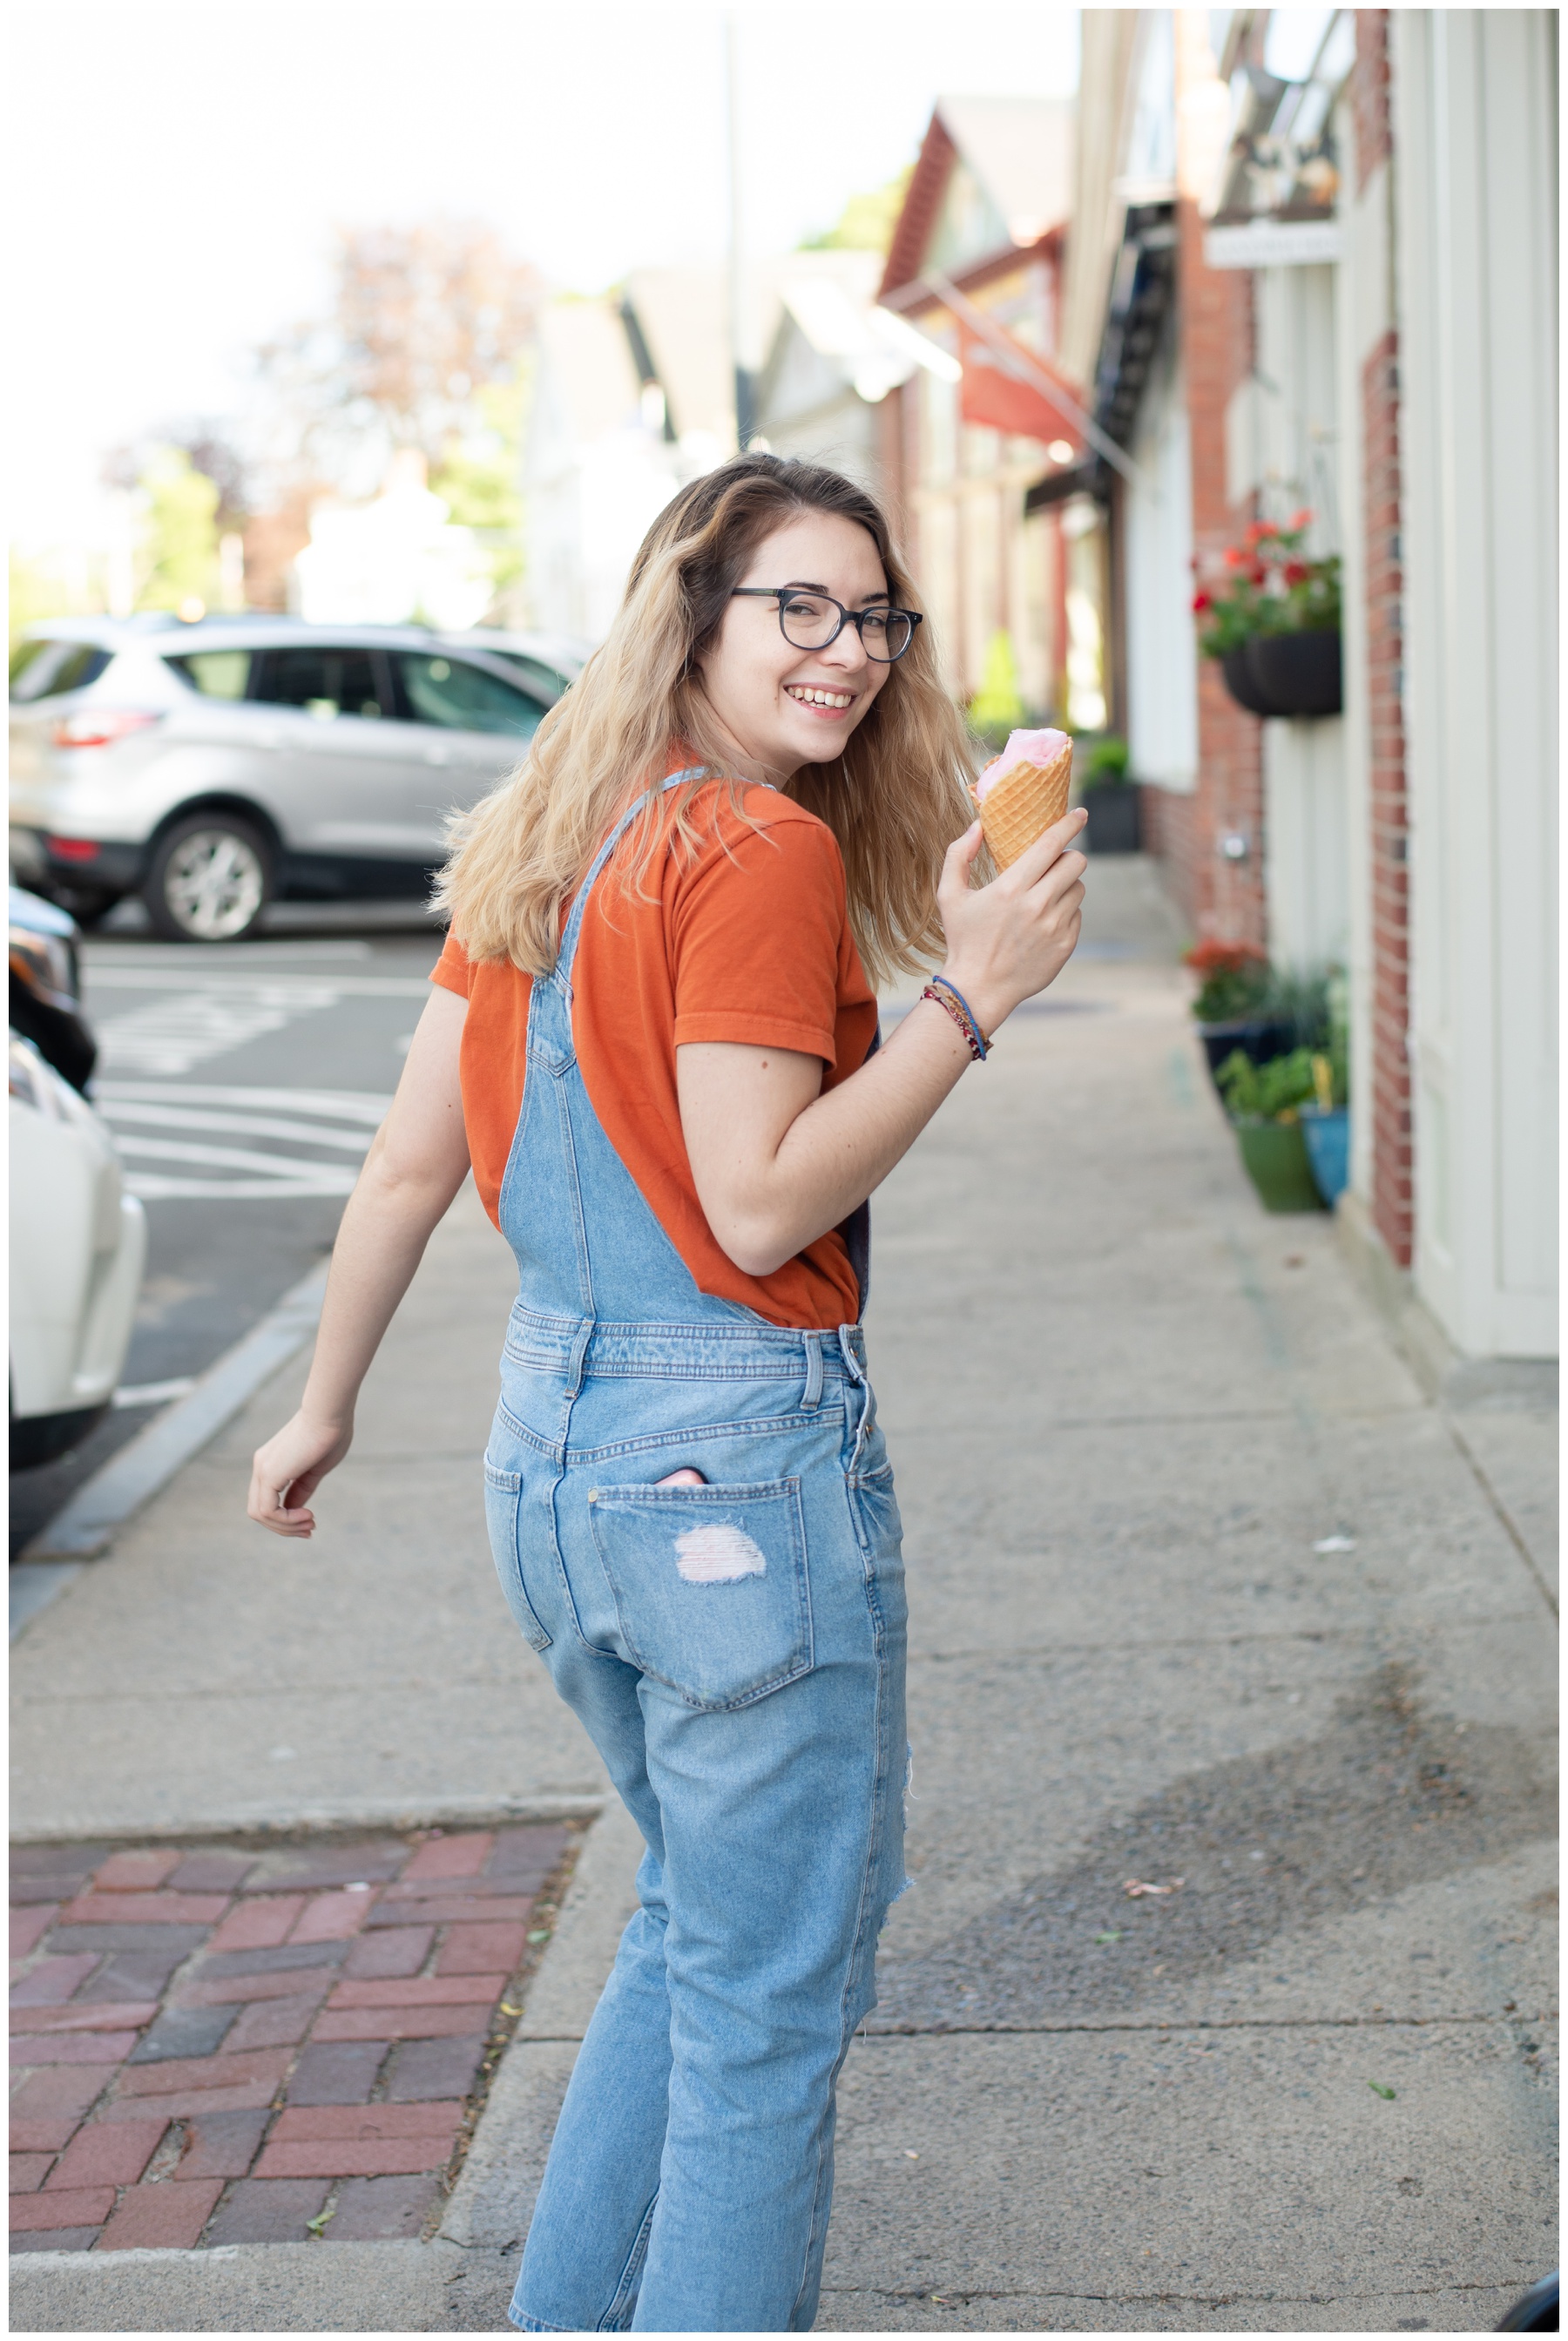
731, 587, 922, 664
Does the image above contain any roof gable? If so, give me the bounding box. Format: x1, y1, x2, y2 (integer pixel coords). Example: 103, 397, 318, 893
882, 95, 1075, 300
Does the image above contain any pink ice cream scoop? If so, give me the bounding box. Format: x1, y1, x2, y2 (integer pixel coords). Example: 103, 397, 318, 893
974, 727, 1072, 802
970, 727, 1075, 867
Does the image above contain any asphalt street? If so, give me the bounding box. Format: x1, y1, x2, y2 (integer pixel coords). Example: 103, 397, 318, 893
10, 899, 446, 1560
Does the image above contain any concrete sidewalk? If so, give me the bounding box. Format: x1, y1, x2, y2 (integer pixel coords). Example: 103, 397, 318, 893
12, 857, 1557, 2331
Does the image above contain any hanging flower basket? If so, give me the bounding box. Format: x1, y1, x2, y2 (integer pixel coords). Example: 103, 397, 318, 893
1195, 513, 1342, 719
1221, 631, 1342, 719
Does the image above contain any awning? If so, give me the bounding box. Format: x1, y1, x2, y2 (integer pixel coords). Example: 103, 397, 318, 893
1091, 204, 1177, 455
958, 320, 1085, 456
1022, 202, 1175, 515
1023, 461, 1100, 515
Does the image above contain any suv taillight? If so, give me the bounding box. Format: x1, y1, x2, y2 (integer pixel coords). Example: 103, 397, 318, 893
51, 710, 163, 749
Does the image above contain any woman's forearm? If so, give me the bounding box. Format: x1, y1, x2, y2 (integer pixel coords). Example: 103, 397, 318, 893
296, 1136, 469, 1427
760, 996, 972, 1265
249, 983, 471, 1539
681, 817, 1089, 1280
681, 996, 972, 1276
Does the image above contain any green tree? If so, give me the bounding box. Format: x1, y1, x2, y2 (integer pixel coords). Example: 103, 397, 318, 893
10, 551, 88, 656
801, 168, 913, 255
429, 374, 529, 613
257, 219, 540, 476
137, 447, 220, 613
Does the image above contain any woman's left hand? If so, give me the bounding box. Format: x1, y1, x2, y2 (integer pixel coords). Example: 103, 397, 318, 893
936, 809, 1087, 1039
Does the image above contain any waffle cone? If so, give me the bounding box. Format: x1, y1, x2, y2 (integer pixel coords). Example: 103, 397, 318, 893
972, 740, 1074, 869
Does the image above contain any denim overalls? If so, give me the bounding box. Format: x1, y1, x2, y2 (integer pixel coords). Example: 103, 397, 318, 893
484, 779, 909, 2332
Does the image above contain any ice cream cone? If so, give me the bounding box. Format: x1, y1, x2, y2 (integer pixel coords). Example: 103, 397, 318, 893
971, 734, 1074, 869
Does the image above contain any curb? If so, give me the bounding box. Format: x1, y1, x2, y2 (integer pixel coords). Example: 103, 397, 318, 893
17, 1260, 330, 1609
8, 1800, 644, 2332
10, 1793, 606, 1848
439, 1800, 644, 2253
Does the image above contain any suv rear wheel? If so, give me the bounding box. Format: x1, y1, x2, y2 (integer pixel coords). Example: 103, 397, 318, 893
145, 815, 271, 943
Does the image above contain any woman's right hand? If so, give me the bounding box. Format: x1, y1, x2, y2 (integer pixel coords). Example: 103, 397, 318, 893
936, 809, 1088, 1037
248, 1411, 354, 1539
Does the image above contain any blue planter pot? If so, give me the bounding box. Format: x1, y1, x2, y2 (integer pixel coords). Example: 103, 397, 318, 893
1299, 1106, 1348, 1204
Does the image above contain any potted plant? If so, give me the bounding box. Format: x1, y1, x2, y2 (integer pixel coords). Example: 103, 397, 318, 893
1299, 1052, 1349, 1205
1185, 941, 1294, 1086
1292, 967, 1350, 1202
1193, 512, 1342, 718
1214, 1046, 1325, 1212
1078, 734, 1141, 853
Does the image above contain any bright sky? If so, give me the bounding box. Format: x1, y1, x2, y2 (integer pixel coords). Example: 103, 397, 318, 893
9, 2, 1078, 545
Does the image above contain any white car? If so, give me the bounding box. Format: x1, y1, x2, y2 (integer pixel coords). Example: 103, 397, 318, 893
10, 1034, 146, 1467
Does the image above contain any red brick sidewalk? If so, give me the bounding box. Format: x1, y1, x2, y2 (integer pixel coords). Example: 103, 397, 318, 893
10, 1823, 572, 2252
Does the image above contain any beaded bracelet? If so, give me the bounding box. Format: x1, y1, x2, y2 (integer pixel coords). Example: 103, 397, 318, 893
922, 977, 990, 1061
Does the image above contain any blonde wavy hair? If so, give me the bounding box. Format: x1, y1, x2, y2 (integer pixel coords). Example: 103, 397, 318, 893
434, 452, 977, 987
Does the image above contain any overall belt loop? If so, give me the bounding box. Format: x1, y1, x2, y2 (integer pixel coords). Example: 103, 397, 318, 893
564, 1318, 594, 1398
835, 1324, 867, 1386
801, 1330, 823, 1411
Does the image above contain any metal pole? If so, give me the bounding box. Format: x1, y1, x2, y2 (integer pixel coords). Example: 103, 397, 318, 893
921, 267, 1143, 485
725, 12, 752, 449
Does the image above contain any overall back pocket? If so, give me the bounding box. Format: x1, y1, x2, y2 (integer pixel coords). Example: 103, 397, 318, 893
586, 1477, 812, 1710
483, 1458, 552, 1653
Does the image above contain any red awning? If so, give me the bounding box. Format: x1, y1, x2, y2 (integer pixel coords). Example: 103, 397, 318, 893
958, 321, 1085, 454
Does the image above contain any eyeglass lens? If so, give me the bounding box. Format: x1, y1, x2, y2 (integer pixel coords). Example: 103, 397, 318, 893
777, 592, 913, 662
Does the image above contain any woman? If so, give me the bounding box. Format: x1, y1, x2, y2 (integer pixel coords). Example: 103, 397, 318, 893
249, 453, 1085, 2331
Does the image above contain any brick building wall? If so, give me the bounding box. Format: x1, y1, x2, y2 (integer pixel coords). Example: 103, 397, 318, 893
1155, 13, 1268, 947
1355, 12, 1413, 1269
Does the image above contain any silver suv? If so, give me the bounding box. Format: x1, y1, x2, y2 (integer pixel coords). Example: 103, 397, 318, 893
9, 616, 582, 941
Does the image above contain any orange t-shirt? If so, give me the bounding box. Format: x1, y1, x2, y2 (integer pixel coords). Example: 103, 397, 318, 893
430, 781, 878, 1329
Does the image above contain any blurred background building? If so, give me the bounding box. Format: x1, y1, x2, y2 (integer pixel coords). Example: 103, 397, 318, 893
1055, 8, 1556, 1370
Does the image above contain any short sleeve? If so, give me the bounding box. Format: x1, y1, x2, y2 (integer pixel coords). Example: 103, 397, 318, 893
669, 811, 850, 1066
430, 930, 474, 998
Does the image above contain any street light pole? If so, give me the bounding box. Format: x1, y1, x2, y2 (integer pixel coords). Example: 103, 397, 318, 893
724, 11, 753, 450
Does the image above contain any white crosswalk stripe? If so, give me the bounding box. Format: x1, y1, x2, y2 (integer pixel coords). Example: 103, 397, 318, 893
89, 974, 430, 1077
93, 1083, 394, 1201
94, 987, 342, 1077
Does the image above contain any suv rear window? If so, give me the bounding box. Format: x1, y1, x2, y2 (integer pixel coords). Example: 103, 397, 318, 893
166, 649, 253, 700
10, 641, 112, 703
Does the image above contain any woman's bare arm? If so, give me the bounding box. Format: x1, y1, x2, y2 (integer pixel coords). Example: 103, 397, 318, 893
247, 985, 470, 1537
679, 813, 1085, 1277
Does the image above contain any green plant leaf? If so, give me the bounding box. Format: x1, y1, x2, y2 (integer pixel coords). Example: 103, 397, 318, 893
1217, 1045, 1320, 1122
1367, 2081, 1396, 2100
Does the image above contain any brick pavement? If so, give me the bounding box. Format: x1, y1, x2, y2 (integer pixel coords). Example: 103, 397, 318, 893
10, 1823, 571, 2251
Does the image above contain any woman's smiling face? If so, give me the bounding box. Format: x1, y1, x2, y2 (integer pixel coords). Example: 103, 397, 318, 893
697, 511, 892, 784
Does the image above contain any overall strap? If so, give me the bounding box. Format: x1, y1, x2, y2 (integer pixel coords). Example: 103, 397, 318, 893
554, 768, 707, 993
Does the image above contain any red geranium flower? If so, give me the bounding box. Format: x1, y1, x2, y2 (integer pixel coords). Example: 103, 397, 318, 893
1283, 560, 1308, 585
1192, 590, 1213, 612
1183, 940, 1266, 978
1224, 546, 1246, 568
1290, 507, 1312, 530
